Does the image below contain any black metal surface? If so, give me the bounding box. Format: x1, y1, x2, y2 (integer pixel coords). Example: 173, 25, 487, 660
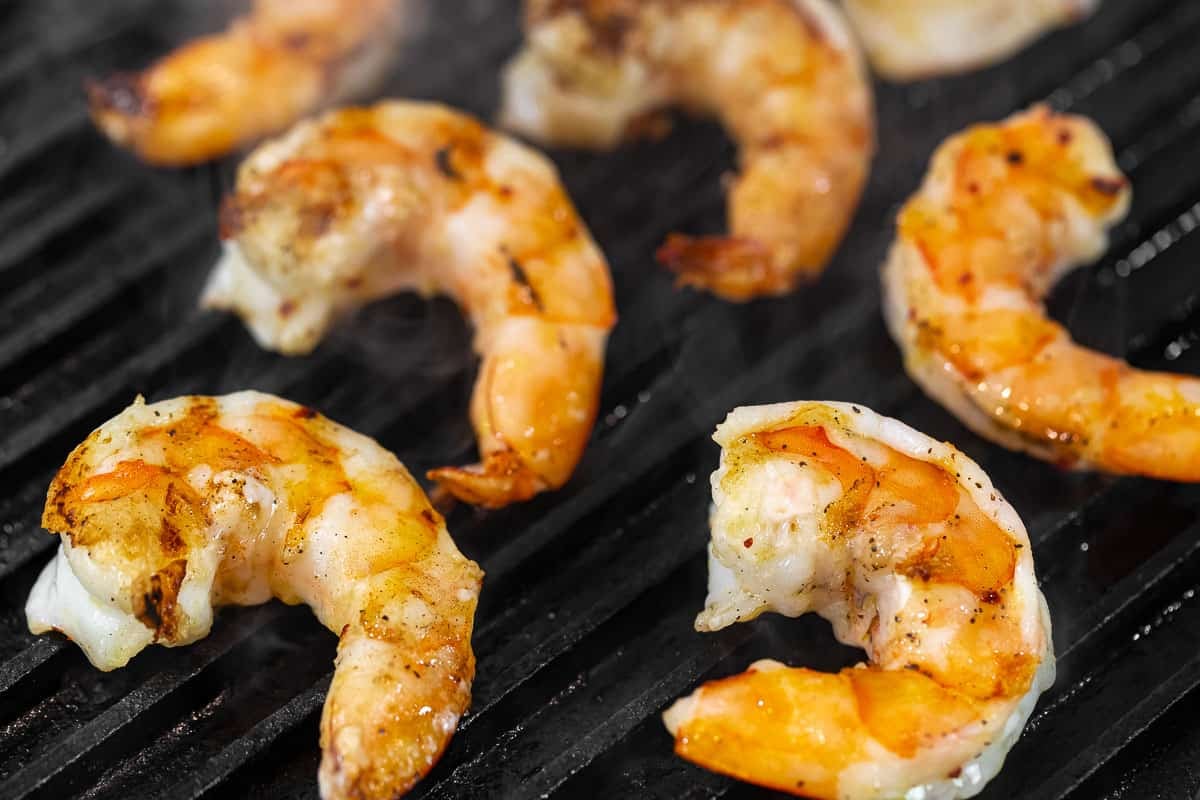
1, 1, 1200, 798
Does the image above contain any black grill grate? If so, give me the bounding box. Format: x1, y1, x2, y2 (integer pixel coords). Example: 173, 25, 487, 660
2, 1, 1200, 798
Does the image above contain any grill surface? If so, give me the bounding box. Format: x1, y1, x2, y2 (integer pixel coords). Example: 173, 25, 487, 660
2, 2, 1200, 798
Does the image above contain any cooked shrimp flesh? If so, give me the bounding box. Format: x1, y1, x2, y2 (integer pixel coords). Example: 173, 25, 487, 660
88, 0, 407, 165
663, 401, 1053, 799
842, 0, 1098, 80
202, 101, 616, 508
500, 0, 874, 301
884, 106, 1200, 480
25, 391, 482, 800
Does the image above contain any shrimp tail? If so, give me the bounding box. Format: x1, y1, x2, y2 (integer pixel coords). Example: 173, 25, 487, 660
86, 75, 149, 149
657, 234, 796, 302
319, 631, 477, 799
427, 451, 545, 509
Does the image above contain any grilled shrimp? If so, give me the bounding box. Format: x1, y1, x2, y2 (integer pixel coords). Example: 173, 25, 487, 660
884, 106, 1200, 481
25, 392, 482, 800
842, 0, 1097, 80
500, 0, 874, 301
663, 401, 1053, 799
202, 101, 616, 508
88, 0, 406, 165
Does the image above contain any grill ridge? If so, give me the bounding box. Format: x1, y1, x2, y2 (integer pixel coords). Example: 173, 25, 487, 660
0, 604, 288, 800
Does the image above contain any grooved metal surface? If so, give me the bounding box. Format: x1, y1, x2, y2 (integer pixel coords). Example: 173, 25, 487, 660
2, 2, 1200, 798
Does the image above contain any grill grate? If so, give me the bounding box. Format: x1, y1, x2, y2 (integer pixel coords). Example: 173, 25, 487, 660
3, 1, 1200, 798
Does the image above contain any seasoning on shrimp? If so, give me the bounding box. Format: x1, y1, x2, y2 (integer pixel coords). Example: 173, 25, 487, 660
88, 0, 407, 165
843, 0, 1098, 81
663, 401, 1053, 799
884, 105, 1200, 481
203, 101, 617, 508
500, 0, 875, 301
25, 391, 482, 800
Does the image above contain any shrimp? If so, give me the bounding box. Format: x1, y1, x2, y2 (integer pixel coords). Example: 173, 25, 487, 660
884, 106, 1200, 481
499, 0, 874, 301
87, 0, 407, 165
202, 101, 616, 508
25, 391, 482, 800
842, 0, 1098, 81
662, 401, 1053, 799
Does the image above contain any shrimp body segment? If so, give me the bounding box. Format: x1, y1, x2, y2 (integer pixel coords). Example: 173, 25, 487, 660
843, 0, 1098, 81
663, 401, 1053, 799
501, 0, 874, 301
884, 106, 1200, 480
25, 392, 483, 800
203, 101, 616, 508
88, 0, 405, 165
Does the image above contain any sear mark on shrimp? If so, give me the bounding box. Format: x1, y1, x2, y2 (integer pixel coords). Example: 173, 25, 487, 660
87, 0, 409, 165
506, 253, 546, 312
883, 105, 1200, 482
663, 401, 1053, 800
202, 101, 616, 508
842, 0, 1099, 81
435, 145, 462, 180
25, 391, 482, 800
500, 0, 875, 301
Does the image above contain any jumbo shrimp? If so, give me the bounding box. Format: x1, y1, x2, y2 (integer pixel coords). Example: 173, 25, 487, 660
26, 391, 482, 800
883, 105, 1200, 481
500, 0, 874, 301
88, 0, 407, 165
203, 101, 616, 508
664, 401, 1053, 799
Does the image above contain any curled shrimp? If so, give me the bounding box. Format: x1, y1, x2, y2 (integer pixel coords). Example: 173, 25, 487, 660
663, 401, 1053, 799
884, 106, 1200, 480
202, 101, 616, 508
87, 0, 406, 165
500, 0, 874, 301
842, 0, 1098, 81
25, 392, 482, 800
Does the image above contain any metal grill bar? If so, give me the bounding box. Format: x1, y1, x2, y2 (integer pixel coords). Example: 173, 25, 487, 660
1047, 1, 1200, 112
0, 638, 65, 699
0, 216, 207, 366
0, 182, 132, 279
0, 604, 287, 800
171, 675, 332, 800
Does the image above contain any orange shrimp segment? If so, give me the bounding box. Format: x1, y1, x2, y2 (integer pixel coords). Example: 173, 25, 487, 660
77, 459, 170, 503
755, 424, 961, 529
757, 422, 1014, 594
870, 455, 959, 527
898, 510, 1016, 596
848, 667, 979, 759
755, 426, 873, 491
899, 107, 1127, 300
917, 310, 1063, 379
670, 664, 864, 799
665, 402, 1052, 799
140, 401, 277, 474
1101, 377, 1200, 481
